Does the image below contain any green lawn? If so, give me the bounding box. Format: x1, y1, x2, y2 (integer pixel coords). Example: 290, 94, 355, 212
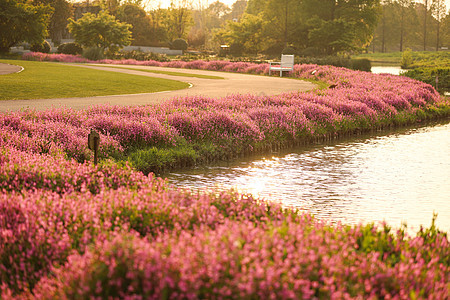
352, 52, 402, 65
352, 51, 450, 68
0, 59, 190, 100
98, 65, 225, 79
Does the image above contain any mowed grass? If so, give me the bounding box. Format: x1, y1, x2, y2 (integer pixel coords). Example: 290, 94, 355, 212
99, 65, 225, 79
352, 52, 402, 65
0, 59, 190, 100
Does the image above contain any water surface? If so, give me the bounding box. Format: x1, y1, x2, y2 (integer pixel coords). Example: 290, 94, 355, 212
371, 65, 405, 75
166, 122, 450, 232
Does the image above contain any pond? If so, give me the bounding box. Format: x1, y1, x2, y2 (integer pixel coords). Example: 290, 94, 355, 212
166, 121, 450, 232
371, 65, 405, 75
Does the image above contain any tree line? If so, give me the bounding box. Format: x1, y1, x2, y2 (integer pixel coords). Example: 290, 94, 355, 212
0, 0, 448, 56
373, 0, 449, 53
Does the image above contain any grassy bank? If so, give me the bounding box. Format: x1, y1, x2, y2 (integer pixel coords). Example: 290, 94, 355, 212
352, 52, 402, 65
0, 59, 189, 100
98, 65, 225, 79
353, 51, 450, 68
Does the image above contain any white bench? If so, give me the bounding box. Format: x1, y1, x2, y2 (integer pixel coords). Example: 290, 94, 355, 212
269, 54, 294, 77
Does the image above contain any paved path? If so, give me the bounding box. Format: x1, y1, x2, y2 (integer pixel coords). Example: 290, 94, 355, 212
0, 63, 23, 75
0, 62, 316, 112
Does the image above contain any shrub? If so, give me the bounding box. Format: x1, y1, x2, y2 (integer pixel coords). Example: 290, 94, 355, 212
351, 58, 371, 72
170, 38, 188, 51
264, 43, 285, 57
82, 47, 104, 61
403, 67, 450, 94
281, 45, 296, 55
110, 50, 169, 62
297, 56, 353, 69
299, 47, 320, 57
30, 40, 51, 53
57, 42, 83, 55
229, 43, 244, 57
401, 48, 413, 69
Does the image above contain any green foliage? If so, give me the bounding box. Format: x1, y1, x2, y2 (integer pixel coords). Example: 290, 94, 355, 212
401, 48, 413, 69
68, 11, 132, 56
417, 214, 447, 244
165, 3, 193, 41
409, 51, 450, 68
0, 0, 52, 53
229, 43, 244, 57
242, 0, 380, 55
403, 67, 450, 94
215, 13, 266, 55
297, 56, 371, 72
371, 0, 448, 53
308, 17, 356, 55
351, 58, 372, 72
110, 50, 169, 62
82, 47, 104, 61
30, 40, 51, 53
171, 38, 188, 51
264, 43, 285, 56
115, 3, 163, 47
129, 145, 198, 174
33, 0, 73, 44
281, 46, 296, 55
353, 51, 450, 69
57, 42, 83, 55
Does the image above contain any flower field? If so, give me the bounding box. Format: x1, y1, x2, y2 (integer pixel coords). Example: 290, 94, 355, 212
20, 52, 450, 174
1, 54, 449, 298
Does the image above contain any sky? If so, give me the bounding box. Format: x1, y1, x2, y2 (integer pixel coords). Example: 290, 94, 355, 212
142, 0, 450, 11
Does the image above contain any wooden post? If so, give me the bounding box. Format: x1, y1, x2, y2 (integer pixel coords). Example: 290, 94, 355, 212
88, 129, 100, 165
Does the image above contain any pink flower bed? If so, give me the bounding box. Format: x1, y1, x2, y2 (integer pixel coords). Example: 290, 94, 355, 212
0, 53, 447, 298
0, 184, 283, 296
0, 145, 151, 194
1, 180, 448, 299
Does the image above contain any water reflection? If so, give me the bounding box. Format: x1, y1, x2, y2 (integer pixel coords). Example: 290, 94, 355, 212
166, 122, 450, 232
371, 66, 405, 75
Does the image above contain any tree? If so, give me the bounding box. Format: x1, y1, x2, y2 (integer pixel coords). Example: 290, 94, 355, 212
101, 0, 122, 15
115, 3, 157, 46
379, 0, 391, 52
0, 0, 52, 53
431, 0, 447, 50
165, 0, 193, 40
442, 11, 450, 49
68, 10, 132, 55
33, 0, 73, 44
396, 0, 414, 52
308, 17, 356, 55
215, 13, 266, 55
422, 0, 430, 50
262, 0, 301, 47
331, 0, 381, 50
230, 0, 247, 21
206, 1, 230, 28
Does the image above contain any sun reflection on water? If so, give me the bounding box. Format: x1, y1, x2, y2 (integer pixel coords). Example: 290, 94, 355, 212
167, 122, 450, 232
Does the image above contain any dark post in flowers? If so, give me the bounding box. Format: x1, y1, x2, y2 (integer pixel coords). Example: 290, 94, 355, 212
88, 129, 100, 165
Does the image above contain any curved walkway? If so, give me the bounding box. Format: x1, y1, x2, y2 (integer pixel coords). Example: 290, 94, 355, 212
0, 62, 317, 112
0, 63, 23, 75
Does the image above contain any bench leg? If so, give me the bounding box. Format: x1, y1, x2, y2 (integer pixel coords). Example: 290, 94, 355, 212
280, 70, 282, 77
269, 69, 271, 75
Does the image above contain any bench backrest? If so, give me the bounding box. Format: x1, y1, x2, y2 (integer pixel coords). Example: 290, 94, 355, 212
281, 54, 294, 68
